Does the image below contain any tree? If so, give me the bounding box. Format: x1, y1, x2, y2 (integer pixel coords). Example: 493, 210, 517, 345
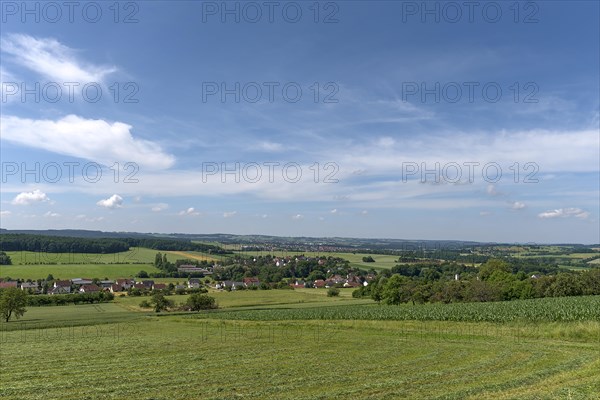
371, 277, 387, 303
479, 259, 511, 280
151, 293, 173, 313
0, 288, 28, 322
185, 293, 216, 311
137, 270, 149, 278
327, 287, 340, 297
0, 251, 12, 265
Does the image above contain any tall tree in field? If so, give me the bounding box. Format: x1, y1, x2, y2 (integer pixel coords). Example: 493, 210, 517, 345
0, 288, 28, 322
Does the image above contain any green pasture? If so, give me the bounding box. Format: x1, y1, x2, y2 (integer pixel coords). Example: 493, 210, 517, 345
1, 295, 599, 399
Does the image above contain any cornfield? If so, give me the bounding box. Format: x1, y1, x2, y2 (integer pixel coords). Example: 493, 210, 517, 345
196, 295, 600, 323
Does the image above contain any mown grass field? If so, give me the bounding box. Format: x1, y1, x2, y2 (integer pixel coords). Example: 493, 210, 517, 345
114, 287, 367, 311
0, 263, 160, 280
1, 295, 599, 399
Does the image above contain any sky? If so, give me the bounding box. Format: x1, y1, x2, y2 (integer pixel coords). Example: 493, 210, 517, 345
0, 0, 599, 243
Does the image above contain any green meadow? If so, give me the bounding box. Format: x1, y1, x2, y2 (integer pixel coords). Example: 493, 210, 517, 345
1, 294, 599, 400
0, 263, 159, 280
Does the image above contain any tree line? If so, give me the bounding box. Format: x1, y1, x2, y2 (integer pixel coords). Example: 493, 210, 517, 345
0, 234, 231, 254
353, 259, 600, 304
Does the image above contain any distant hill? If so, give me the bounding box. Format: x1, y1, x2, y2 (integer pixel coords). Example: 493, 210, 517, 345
1, 229, 594, 249
0, 229, 153, 239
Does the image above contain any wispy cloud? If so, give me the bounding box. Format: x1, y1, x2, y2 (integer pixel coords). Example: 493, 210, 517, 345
0, 34, 116, 83
179, 207, 200, 216
538, 208, 590, 219
151, 203, 169, 212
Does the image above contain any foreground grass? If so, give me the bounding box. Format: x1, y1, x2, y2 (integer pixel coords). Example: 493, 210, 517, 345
1, 315, 598, 399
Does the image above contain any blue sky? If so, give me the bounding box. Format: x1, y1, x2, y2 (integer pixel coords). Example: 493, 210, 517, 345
1, 1, 598, 243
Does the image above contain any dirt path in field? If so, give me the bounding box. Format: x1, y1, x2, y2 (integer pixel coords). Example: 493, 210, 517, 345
166, 251, 215, 261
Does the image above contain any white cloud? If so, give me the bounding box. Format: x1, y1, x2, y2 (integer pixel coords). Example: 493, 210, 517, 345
75, 214, 105, 222
292, 214, 304, 220
538, 208, 590, 219
337, 129, 600, 175
376, 137, 396, 147
361, 210, 369, 215
223, 211, 237, 218
330, 209, 338, 214
0, 34, 116, 83
12, 189, 50, 205
97, 194, 123, 209
511, 201, 526, 210
486, 185, 500, 196
44, 211, 60, 217
0, 115, 175, 170
179, 207, 200, 216
479, 211, 492, 216
0, 211, 12, 217
256, 141, 283, 152
151, 203, 169, 212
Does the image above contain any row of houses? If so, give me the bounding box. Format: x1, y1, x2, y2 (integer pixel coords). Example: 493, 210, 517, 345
214, 277, 261, 290
291, 274, 374, 289
0, 277, 205, 295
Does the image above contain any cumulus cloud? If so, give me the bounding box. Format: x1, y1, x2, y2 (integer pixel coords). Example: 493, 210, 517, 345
0, 34, 116, 83
0, 211, 12, 217
538, 208, 590, 219
511, 201, 526, 210
12, 189, 50, 205
223, 211, 237, 218
97, 194, 123, 209
0, 115, 175, 170
330, 209, 338, 214
292, 214, 304, 220
179, 207, 200, 216
44, 211, 60, 217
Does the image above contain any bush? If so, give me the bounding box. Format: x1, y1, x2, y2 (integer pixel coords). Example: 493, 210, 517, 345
327, 287, 340, 297
139, 300, 151, 308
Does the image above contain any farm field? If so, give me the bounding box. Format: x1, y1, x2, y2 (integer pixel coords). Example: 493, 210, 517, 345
1, 296, 599, 399
0, 263, 160, 281
3, 247, 158, 265
0, 248, 219, 280
114, 287, 367, 311
232, 249, 400, 270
